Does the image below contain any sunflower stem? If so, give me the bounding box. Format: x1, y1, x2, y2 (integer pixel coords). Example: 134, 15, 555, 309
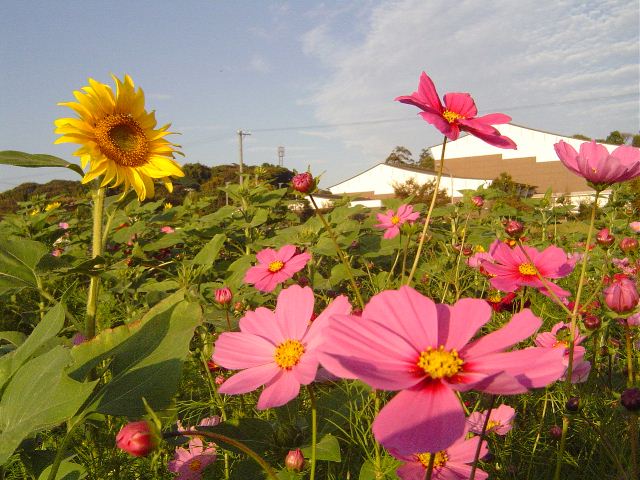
85, 186, 106, 339
469, 394, 495, 480
407, 136, 447, 286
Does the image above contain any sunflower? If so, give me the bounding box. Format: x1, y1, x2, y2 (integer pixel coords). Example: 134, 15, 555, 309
54, 75, 184, 200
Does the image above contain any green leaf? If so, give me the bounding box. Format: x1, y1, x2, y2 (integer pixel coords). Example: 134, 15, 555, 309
70, 293, 202, 417
208, 417, 274, 456
142, 232, 185, 252
191, 234, 226, 266
0, 347, 97, 464
137, 280, 180, 293
0, 151, 84, 177
301, 433, 341, 462
0, 331, 27, 348
0, 303, 65, 390
38, 460, 86, 480
0, 237, 50, 293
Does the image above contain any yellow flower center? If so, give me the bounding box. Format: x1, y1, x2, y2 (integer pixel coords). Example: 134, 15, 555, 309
552, 340, 568, 349
487, 292, 503, 303
391, 215, 401, 225
487, 419, 501, 431
94, 113, 149, 167
518, 263, 537, 276
188, 459, 202, 472
417, 346, 463, 379
417, 451, 448, 468
274, 340, 305, 369
45, 202, 61, 211
442, 110, 463, 124
475, 245, 486, 253
268, 260, 285, 272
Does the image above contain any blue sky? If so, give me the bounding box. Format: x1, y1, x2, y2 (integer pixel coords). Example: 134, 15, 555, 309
1, 0, 638, 192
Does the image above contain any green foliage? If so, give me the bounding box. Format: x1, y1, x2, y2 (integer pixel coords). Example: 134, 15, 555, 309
392, 177, 450, 205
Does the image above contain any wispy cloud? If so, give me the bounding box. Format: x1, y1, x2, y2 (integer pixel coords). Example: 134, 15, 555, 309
248, 55, 271, 74
302, 0, 639, 159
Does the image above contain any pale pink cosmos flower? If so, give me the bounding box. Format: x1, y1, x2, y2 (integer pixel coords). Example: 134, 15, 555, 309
396, 72, 516, 149
375, 204, 420, 239
554, 140, 640, 187
168, 437, 216, 480
467, 404, 516, 436
244, 245, 311, 292
161, 226, 175, 234
534, 322, 591, 384
630, 221, 640, 233
213, 285, 351, 409
319, 287, 565, 454
58, 222, 69, 230
176, 416, 222, 432
481, 240, 575, 299
391, 427, 489, 480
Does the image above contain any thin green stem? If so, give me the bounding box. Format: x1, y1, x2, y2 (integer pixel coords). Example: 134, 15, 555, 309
580, 414, 628, 479
309, 194, 364, 309
164, 430, 278, 480
629, 415, 639, 480
384, 234, 403, 289
424, 453, 435, 480
553, 416, 569, 480
526, 389, 549, 479
85, 186, 106, 339
373, 390, 382, 476
469, 395, 495, 480
308, 385, 318, 480
625, 324, 635, 386
407, 137, 447, 286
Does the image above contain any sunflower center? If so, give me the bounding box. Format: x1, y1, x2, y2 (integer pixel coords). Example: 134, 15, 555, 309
94, 113, 149, 167
188, 459, 202, 472
518, 263, 537, 276
268, 260, 285, 272
443, 110, 463, 124
274, 340, 305, 369
391, 215, 401, 225
417, 346, 463, 379
417, 451, 448, 468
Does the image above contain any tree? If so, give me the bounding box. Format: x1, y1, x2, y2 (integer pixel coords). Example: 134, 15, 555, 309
385, 146, 414, 166
392, 178, 450, 205
632, 135, 640, 148
605, 130, 625, 145
572, 134, 591, 141
418, 148, 435, 170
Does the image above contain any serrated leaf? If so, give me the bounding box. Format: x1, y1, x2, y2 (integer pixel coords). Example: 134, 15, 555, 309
0, 151, 84, 177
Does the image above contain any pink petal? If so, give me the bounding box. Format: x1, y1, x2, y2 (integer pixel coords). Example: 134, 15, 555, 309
461, 309, 542, 359
213, 332, 275, 369
256, 248, 278, 264
253, 273, 281, 292
372, 382, 466, 454
417, 72, 444, 111
304, 295, 352, 351
275, 285, 314, 340
443, 92, 477, 118
474, 112, 512, 125
418, 111, 457, 139
218, 363, 280, 395
239, 307, 285, 344
290, 351, 319, 385
383, 226, 400, 239
277, 244, 297, 262
282, 252, 311, 275
244, 264, 270, 284
396, 462, 426, 480
447, 435, 488, 463
440, 298, 491, 351
257, 370, 301, 409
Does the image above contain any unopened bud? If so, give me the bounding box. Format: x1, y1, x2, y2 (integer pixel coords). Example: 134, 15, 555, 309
285, 449, 305, 471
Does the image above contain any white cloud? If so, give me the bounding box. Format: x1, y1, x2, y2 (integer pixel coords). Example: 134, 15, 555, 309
302, 0, 639, 162
248, 55, 272, 74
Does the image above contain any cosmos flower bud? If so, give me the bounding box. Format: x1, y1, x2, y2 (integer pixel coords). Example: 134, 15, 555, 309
620, 237, 639, 253
116, 421, 158, 457
603, 274, 639, 313
291, 172, 315, 193
621, 388, 640, 412
565, 397, 580, 413
471, 196, 484, 208
215, 287, 233, 305
504, 220, 524, 238
285, 449, 305, 471
549, 425, 563, 440
582, 314, 601, 331
596, 228, 615, 247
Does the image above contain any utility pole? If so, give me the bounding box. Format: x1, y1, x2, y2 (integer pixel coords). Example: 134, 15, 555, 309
277, 146, 285, 167
237, 129, 251, 187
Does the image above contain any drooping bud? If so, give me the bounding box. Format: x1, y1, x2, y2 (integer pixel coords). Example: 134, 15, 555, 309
603, 274, 639, 313
596, 228, 615, 247
116, 421, 158, 457
285, 449, 305, 471
504, 220, 524, 238
471, 196, 484, 208
291, 172, 315, 193
582, 314, 601, 331
549, 425, 563, 440
621, 388, 640, 412
215, 287, 233, 305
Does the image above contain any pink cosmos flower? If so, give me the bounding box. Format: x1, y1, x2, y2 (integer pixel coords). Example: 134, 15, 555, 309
168, 437, 217, 480
213, 285, 351, 409
630, 221, 640, 233
396, 72, 516, 149
603, 274, 639, 313
534, 322, 591, 384
161, 226, 175, 234
58, 222, 69, 230
391, 428, 488, 480
467, 404, 516, 436
319, 287, 565, 454
244, 245, 311, 292
554, 140, 640, 187
481, 240, 575, 299
375, 204, 420, 239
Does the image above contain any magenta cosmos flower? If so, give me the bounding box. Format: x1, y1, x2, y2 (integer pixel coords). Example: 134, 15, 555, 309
467, 404, 516, 436
374, 204, 420, 239
391, 427, 488, 480
554, 140, 640, 187
213, 285, 351, 409
481, 240, 575, 299
534, 322, 590, 384
319, 287, 565, 454
168, 437, 216, 480
396, 72, 516, 149
244, 245, 311, 292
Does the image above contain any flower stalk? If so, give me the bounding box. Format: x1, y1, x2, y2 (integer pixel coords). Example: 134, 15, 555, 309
469, 394, 495, 480
308, 385, 318, 480
85, 185, 106, 339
